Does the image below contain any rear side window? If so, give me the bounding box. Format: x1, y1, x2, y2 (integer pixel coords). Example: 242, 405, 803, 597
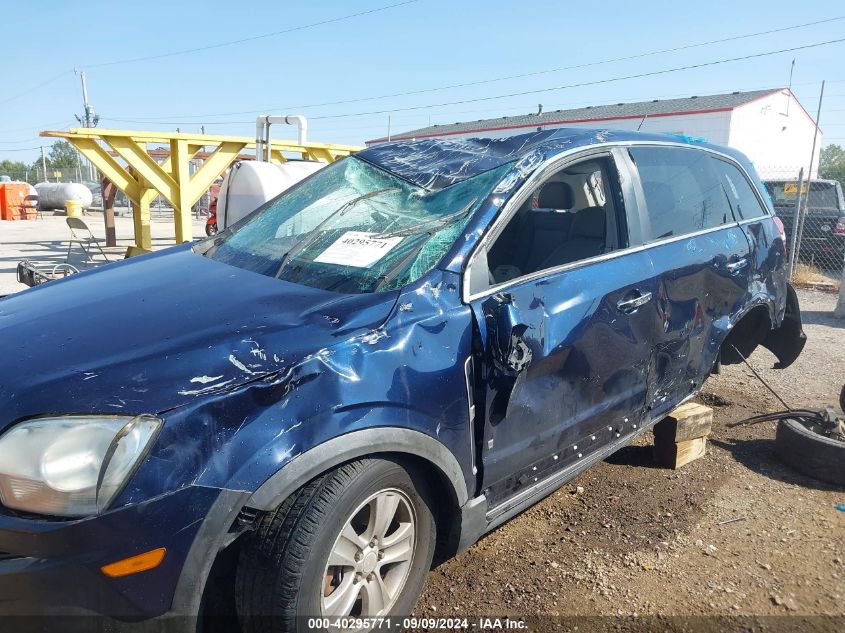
629, 146, 733, 241
713, 158, 768, 220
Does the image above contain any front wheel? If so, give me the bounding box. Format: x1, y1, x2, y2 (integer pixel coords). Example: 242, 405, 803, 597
235, 458, 437, 631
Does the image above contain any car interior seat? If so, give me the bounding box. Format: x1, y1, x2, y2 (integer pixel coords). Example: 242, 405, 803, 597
537, 204, 607, 270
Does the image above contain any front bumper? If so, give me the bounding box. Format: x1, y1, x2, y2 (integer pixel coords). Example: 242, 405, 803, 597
0, 485, 221, 623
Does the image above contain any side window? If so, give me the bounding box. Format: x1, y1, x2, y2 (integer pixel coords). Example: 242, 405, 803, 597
485, 155, 627, 285
629, 146, 734, 241
713, 158, 769, 220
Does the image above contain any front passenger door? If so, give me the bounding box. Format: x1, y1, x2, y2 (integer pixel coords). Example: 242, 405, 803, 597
468, 151, 660, 508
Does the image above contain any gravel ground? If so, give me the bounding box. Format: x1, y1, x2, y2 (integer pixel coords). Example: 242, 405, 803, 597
416, 288, 844, 629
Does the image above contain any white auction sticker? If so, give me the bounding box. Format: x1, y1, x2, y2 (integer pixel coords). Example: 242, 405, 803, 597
313, 231, 404, 268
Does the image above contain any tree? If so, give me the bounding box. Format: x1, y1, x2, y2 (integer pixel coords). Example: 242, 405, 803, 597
24, 140, 81, 182
0, 159, 32, 183
819, 144, 845, 187
47, 140, 80, 171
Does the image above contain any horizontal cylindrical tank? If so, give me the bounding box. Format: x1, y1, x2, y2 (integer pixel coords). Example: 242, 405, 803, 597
34, 182, 93, 210
216, 160, 325, 230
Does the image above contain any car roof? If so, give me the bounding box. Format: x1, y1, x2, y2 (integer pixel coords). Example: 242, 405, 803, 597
356, 127, 747, 191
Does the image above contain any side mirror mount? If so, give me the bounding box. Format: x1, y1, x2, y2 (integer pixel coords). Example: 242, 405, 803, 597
484, 293, 532, 374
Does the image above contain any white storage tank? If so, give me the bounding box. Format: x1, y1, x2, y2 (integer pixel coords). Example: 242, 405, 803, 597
216, 160, 325, 230
34, 182, 93, 210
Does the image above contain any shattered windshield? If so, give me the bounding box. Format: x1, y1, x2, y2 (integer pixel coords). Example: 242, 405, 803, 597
203, 157, 510, 294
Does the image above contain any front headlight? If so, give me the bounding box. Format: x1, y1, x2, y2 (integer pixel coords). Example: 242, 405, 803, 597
0, 415, 161, 517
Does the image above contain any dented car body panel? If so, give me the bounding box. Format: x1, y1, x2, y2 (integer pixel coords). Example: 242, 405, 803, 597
0, 128, 805, 620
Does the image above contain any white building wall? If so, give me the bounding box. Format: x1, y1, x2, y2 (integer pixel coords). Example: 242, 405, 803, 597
727, 90, 821, 179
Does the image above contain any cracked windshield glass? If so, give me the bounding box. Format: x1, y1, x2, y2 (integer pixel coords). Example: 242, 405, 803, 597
203, 157, 511, 293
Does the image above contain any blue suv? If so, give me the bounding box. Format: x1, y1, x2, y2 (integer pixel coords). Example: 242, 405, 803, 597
0, 129, 805, 629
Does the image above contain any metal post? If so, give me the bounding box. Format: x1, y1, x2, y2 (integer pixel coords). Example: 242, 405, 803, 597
835, 259, 845, 318
40, 145, 47, 183
787, 167, 804, 279
387, 114, 392, 142
796, 81, 825, 260
101, 176, 117, 247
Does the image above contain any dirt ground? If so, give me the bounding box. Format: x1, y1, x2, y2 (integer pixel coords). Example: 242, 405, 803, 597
417, 289, 844, 629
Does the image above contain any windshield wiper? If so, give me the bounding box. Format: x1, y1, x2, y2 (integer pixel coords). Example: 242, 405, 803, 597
374, 197, 477, 239
275, 187, 400, 278
372, 233, 432, 292
371, 197, 478, 291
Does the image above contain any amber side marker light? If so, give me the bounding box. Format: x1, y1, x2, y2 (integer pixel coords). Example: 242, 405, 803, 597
101, 548, 166, 578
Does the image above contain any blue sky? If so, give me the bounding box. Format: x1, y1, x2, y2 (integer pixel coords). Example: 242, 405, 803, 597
1, 0, 844, 163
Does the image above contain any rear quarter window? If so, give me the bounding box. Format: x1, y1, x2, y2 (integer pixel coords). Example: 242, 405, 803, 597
712, 158, 768, 221
629, 146, 734, 241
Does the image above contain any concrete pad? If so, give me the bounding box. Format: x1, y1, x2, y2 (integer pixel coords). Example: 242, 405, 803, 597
0, 211, 207, 296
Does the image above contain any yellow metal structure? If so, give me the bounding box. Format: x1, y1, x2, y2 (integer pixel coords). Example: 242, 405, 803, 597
41, 128, 361, 249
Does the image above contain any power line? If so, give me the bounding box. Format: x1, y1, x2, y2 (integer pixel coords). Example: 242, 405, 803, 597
99, 74, 843, 133
105, 14, 845, 122
307, 37, 845, 122
0, 119, 76, 134
86, 0, 420, 68
0, 71, 71, 107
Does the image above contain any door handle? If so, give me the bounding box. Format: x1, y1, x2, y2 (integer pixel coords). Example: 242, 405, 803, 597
725, 258, 748, 274
616, 291, 652, 313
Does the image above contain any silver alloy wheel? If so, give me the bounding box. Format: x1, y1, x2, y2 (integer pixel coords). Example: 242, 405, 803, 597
321, 488, 416, 618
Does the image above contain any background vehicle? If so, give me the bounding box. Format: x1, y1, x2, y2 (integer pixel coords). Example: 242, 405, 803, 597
205, 195, 218, 235
0, 130, 804, 630
764, 178, 845, 269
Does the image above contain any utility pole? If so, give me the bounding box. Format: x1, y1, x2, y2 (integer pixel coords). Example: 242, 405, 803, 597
786, 59, 795, 117
73, 69, 99, 181
74, 69, 97, 129
73, 68, 114, 245
387, 114, 392, 142
40, 145, 47, 183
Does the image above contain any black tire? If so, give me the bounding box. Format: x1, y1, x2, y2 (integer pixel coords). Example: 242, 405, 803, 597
775, 417, 845, 487
839, 384, 845, 416
235, 458, 437, 632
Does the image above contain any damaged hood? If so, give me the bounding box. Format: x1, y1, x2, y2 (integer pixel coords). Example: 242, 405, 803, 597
0, 245, 398, 429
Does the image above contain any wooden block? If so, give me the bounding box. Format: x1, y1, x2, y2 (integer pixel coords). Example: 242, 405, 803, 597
654, 436, 707, 469
653, 402, 713, 443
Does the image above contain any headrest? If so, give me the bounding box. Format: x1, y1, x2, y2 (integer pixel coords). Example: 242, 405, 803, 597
642, 181, 675, 216
537, 181, 573, 210
570, 206, 606, 239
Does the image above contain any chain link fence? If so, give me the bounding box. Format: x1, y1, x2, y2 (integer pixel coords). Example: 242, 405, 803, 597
759, 167, 845, 285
